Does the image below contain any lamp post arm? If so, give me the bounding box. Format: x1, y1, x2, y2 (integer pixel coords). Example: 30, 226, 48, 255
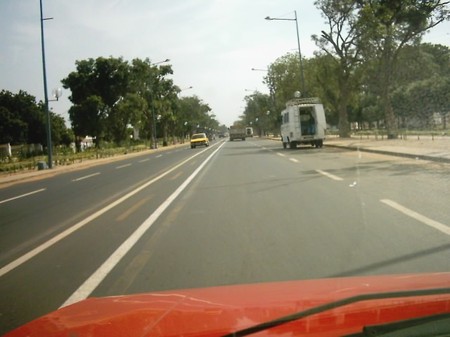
266, 11, 307, 96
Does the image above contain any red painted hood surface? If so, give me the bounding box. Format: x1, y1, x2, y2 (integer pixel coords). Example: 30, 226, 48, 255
6, 273, 450, 337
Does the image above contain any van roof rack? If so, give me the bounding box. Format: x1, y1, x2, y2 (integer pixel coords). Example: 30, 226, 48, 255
286, 97, 321, 106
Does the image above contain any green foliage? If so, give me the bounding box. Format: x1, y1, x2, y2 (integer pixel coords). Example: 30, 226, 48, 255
0, 90, 72, 146
266, 53, 304, 110
355, 0, 450, 137
241, 92, 275, 135
109, 93, 147, 145
256, 1, 449, 136
176, 96, 215, 136
61, 57, 216, 147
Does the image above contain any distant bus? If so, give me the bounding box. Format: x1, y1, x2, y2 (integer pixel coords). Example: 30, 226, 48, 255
245, 127, 254, 137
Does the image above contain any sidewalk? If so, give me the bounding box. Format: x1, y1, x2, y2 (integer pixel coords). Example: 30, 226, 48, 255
324, 135, 450, 163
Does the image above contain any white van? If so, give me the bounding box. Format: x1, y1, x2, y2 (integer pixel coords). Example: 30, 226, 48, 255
280, 97, 327, 149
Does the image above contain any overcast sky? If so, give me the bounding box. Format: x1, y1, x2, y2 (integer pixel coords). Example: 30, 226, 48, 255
1, 0, 449, 127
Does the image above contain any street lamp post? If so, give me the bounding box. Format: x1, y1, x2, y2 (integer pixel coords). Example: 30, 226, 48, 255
39, 0, 55, 168
265, 10, 306, 96
179, 86, 193, 93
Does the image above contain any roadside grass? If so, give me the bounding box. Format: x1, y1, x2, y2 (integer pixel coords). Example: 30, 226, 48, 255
0, 144, 149, 174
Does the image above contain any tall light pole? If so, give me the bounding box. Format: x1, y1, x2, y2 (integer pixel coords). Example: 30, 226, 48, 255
265, 10, 306, 96
40, 0, 54, 168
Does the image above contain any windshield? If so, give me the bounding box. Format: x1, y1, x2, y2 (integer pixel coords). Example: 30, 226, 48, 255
0, 1, 449, 336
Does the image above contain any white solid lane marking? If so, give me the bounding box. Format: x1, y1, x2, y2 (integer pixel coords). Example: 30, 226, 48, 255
289, 158, 299, 163
316, 169, 343, 181
72, 172, 100, 182
381, 199, 450, 236
0, 188, 46, 205
116, 164, 132, 169
60, 142, 226, 307
0, 146, 213, 278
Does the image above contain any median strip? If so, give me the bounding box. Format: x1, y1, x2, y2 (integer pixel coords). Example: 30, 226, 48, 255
72, 172, 101, 182
115, 163, 132, 169
315, 169, 343, 181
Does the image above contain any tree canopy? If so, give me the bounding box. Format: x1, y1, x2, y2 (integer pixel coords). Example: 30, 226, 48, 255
241, 0, 449, 136
0, 90, 71, 147
61, 57, 219, 148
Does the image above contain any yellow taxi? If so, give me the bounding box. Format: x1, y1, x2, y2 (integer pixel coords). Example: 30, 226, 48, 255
190, 133, 209, 148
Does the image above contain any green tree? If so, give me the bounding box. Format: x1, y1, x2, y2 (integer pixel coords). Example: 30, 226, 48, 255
50, 113, 73, 147
356, 0, 450, 138
177, 95, 212, 135
155, 75, 179, 146
306, 54, 341, 127
0, 106, 27, 144
242, 92, 274, 136
109, 93, 147, 145
68, 95, 106, 147
313, 0, 363, 137
266, 53, 304, 113
0, 90, 46, 145
62, 57, 130, 146
132, 61, 175, 146
392, 76, 450, 128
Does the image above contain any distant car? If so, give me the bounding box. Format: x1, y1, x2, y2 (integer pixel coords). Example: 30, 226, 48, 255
190, 133, 209, 148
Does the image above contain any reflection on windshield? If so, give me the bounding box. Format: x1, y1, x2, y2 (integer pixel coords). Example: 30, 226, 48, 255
0, 0, 449, 336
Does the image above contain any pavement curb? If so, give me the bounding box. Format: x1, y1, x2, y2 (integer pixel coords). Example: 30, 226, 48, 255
325, 143, 450, 164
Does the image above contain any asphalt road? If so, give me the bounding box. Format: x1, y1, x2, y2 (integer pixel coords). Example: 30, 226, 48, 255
1, 138, 449, 334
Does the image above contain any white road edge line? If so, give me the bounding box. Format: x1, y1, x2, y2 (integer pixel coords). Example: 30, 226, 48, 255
60, 141, 227, 307
316, 169, 343, 181
380, 199, 450, 236
72, 172, 101, 182
0, 188, 46, 205
0, 146, 215, 278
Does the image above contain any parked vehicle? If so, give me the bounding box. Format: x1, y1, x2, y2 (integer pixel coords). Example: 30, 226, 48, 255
280, 97, 327, 149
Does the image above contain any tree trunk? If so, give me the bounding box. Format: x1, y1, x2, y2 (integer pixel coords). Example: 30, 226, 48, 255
381, 78, 398, 139
338, 103, 350, 138
380, 32, 398, 139
338, 73, 351, 138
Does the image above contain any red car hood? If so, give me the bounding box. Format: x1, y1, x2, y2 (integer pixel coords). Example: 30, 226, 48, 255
6, 273, 450, 337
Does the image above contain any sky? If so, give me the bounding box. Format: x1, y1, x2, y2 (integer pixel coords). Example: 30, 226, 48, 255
1, 0, 449, 127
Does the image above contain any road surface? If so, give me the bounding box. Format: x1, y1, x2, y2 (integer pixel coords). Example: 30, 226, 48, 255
1, 138, 449, 334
